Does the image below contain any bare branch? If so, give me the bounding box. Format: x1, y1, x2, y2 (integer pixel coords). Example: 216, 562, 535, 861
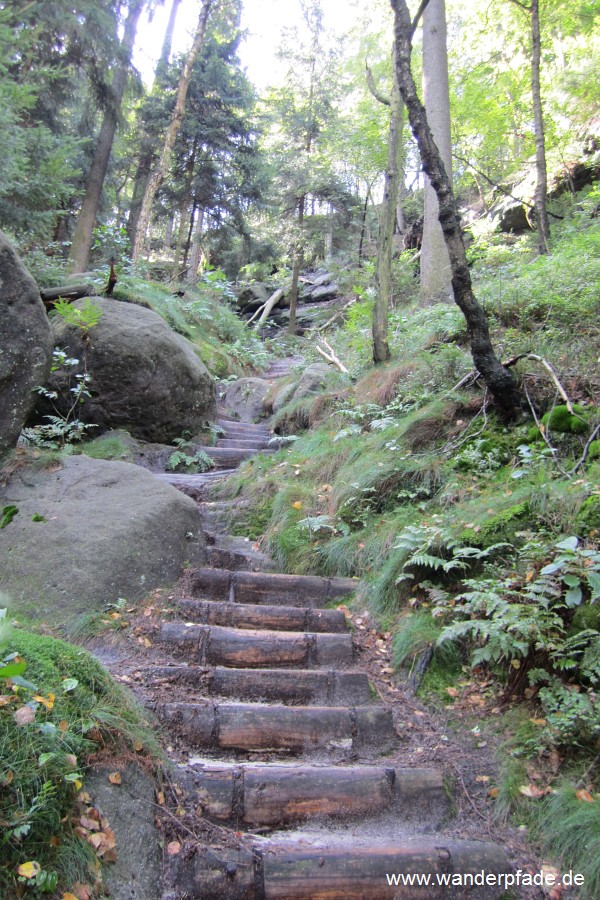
365, 62, 391, 106
410, 0, 433, 38
452, 152, 564, 220
315, 339, 349, 374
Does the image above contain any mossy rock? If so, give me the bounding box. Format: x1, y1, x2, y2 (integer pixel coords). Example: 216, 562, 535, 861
576, 495, 600, 535
458, 501, 530, 546
541, 404, 591, 435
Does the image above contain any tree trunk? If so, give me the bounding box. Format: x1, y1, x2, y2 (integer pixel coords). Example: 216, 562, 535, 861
156, 0, 182, 80
173, 142, 197, 274
530, 0, 550, 254
187, 207, 205, 283
372, 45, 403, 364
131, 0, 215, 262
420, 0, 453, 304
390, 0, 521, 419
68, 0, 144, 273
288, 196, 305, 335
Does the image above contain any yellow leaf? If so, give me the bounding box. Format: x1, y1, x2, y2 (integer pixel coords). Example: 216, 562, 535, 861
134, 740, 143, 752
292, 501, 303, 510
475, 775, 490, 783
18, 861, 41, 879
530, 717, 547, 727
510, 659, 521, 669
63, 894, 79, 900
34, 693, 55, 710
576, 789, 595, 803
108, 772, 122, 785
59, 720, 69, 732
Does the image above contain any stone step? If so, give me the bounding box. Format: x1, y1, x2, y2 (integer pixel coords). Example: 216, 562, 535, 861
163, 840, 511, 899
217, 437, 272, 450
159, 622, 354, 668
186, 762, 446, 827
175, 598, 348, 633
142, 665, 372, 705
155, 473, 233, 497
217, 414, 270, 430
189, 567, 358, 606
158, 702, 397, 754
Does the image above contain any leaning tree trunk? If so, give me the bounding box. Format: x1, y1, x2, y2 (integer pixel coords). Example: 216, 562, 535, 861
530, 0, 550, 254
68, 0, 144, 273
420, 0, 453, 304
372, 45, 404, 364
131, 0, 214, 262
390, 0, 521, 419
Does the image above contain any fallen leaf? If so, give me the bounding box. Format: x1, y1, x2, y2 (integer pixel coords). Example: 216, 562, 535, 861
519, 783, 547, 799
576, 789, 595, 803
14, 705, 35, 726
63, 894, 79, 900
446, 687, 459, 698
17, 861, 41, 879
488, 787, 500, 798
530, 717, 547, 727
292, 501, 302, 509
167, 841, 182, 856
134, 740, 143, 752
50, 836, 60, 847
72, 883, 92, 900
108, 772, 122, 785
59, 720, 69, 732
156, 790, 165, 806
476, 775, 490, 783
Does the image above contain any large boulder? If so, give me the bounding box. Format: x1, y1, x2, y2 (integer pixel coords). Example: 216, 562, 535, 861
37, 297, 216, 443
220, 377, 271, 422
0, 455, 206, 628
0, 232, 53, 458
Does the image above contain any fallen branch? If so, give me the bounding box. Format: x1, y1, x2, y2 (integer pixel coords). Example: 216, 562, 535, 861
315, 338, 349, 374
523, 384, 570, 477
40, 283, 93, 308
246, 287, 284, 326
570, 422, 600, 476
312, 297, 358, 333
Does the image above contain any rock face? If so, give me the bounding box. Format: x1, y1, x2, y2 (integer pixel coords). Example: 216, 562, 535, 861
87, 763, 161, 900
0, 232, 53, 459
0, 456, 207, 628
39, 297, 216, 443
221, 377, 271, 422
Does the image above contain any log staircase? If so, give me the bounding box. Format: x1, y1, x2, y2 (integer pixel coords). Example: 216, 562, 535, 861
146, 360, 511, 898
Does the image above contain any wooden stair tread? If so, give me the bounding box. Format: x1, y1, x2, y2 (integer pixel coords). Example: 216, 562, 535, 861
159, 701, 398, 754
142, 665, 372, 705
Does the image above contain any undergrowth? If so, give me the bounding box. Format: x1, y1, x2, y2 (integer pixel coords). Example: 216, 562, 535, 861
0, 620, 159, 897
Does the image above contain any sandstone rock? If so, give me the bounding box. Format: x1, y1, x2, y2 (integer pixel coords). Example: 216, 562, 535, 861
221, 377, 271, 422
236, 282, 271, 312
0, 456, 206, 628
87, 763, 161, 900
37, 297, 216, 443
292, 363, 332, 400
0, 232, 53, 458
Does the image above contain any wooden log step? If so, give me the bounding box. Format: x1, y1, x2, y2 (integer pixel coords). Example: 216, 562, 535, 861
190, 567, 358, 606
187, 763, 445, 826
175, 599, 348, 633
205, 447, 273, 467
144, 665, 372, 705
159, 622, 354, 668
159, 702, 397, 754
164, 840, 510, 900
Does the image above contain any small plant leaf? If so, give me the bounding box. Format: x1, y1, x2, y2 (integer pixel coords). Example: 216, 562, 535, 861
62, 678, 79, 692
0, 660, 27, 679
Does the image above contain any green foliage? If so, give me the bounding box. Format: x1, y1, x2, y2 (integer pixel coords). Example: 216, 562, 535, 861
166, 439, 214, 474
538, 788, 600, 900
